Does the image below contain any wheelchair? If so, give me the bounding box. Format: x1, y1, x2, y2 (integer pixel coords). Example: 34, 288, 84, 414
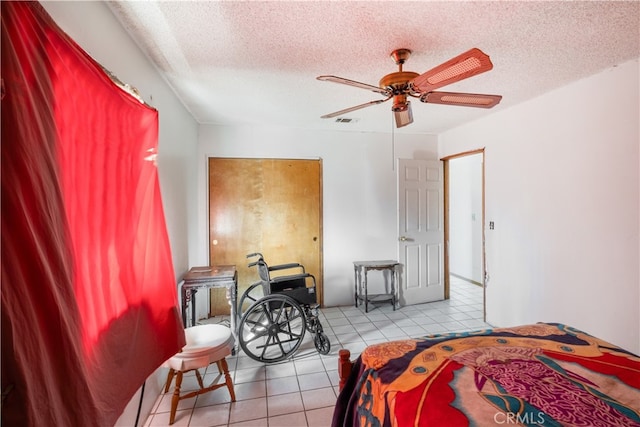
237, 253, 331, 363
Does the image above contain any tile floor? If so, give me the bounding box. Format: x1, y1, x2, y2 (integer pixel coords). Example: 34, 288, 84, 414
144, 277, 490, 427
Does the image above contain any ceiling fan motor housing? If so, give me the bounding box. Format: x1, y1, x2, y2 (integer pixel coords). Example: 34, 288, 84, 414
381, 49, 419, 112
380, 71, 419, 112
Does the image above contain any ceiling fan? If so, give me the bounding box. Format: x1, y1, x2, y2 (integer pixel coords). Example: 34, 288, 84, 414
317, 48, 502, 128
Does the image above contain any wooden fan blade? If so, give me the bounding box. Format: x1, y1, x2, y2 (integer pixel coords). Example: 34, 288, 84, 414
411, 48, 494, 93
320, 97, 391, 119
317, 75, 390, 95
421, 91, 502, 108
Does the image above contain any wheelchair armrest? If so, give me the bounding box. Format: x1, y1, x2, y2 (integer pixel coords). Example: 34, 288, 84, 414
268, 263, 306, 273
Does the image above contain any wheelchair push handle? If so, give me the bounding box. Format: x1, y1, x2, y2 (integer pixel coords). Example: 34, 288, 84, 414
246, 252, 263, 259
247, 253, 265, 268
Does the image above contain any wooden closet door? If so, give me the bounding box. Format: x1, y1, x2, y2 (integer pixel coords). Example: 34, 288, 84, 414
209, 158, 323, 312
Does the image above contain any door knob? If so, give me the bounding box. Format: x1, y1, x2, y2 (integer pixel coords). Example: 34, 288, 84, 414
399, 236, 409, 241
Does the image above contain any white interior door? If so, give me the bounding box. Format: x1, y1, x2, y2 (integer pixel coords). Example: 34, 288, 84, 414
398, 159, 444, 305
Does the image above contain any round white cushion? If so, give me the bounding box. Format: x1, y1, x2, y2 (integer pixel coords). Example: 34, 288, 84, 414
164, 324, 234, 371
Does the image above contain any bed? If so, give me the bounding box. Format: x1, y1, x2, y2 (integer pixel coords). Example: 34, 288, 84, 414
333, 323, 640, 426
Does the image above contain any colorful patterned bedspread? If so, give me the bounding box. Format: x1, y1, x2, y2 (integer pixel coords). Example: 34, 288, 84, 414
332, 323, 640, 427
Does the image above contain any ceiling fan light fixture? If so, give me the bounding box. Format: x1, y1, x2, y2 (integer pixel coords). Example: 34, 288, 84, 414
394, 101, 413, 128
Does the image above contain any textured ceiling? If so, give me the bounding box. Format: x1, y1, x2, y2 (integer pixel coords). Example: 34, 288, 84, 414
107, 1, 639, 135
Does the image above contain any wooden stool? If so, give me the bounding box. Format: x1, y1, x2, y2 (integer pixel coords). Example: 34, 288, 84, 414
163, 324, 236, 424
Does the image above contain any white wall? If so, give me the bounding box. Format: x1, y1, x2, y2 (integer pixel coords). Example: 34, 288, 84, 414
196, 126, 438, 307
440, 58, 640, 354
449, 154, 483, 283
40, 2, 199, 425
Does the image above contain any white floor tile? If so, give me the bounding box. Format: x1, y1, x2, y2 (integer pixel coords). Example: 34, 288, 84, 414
148, 410, 191, 426
233, 366, 266, 384
233, 380, 266, 401
235, 356, 265, 370
446, 311, 473, 321
327, 317, 350, 326
335, 331, 363, 344
439, 320, 466, 331
267, 391, 304, 417
297, 372, 331, 391
385, 311, 408, 320
322, 312, 345, 320
359, 329, 385, 340
265, 362, 296, 379
380, 328, 409, 339
266, 376, 300, 396
268, 411, 308, 427
400, 325, 427, 337
364, 313, 388, 322
301, 387, 337, 410
352, 322, 378, 332
189, 402, 230, 426
228, 418, 268, 427
348, 314, 372, 324
228, 398, 267, 424
306, 406, 336, 427
393, 318, 418, 327
331, 324, 356, 334
294, 358, 326, 375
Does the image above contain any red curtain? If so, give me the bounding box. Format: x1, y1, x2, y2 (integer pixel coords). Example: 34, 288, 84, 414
1, 2, 185, 426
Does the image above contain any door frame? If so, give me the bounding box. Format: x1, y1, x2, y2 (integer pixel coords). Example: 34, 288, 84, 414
441, 149, 486, 320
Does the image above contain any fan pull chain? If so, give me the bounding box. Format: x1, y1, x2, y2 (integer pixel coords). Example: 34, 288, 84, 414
391, 111, 396, 171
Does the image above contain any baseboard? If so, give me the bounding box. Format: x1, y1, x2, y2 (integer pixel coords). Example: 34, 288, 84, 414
450, 273, 483, 287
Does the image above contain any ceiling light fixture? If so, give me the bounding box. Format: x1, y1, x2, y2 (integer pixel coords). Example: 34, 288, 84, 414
393, 101, 413, 128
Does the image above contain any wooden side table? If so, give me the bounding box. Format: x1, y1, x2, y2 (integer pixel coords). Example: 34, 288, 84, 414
181, 265, 238, 345
353, 260, 399, 313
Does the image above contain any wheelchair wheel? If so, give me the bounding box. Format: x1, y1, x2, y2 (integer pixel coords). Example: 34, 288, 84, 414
238, 282, 265, 316
239, 294, 306, 363
314, 332, 331, 355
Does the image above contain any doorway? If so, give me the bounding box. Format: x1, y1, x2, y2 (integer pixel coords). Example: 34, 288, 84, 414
208, 158, 323, 314
443, 150, 486, 319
